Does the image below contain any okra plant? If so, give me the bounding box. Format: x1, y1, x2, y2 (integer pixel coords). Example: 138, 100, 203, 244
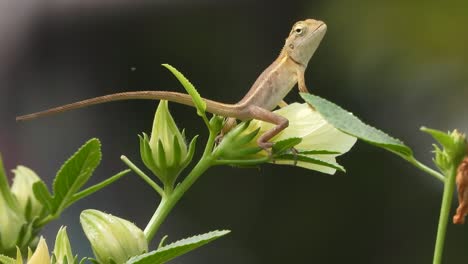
0, 65, 466, 263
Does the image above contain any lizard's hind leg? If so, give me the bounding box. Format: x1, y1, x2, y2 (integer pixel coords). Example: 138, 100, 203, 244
247, 106, 289, 150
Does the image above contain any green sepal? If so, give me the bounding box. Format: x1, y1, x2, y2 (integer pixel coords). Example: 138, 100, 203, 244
272, 138, 302, 155
421, 127, 467, 173
0, 154, 17, 209
210, 115, 225, 134
180, 135, 199, 171
139, 133, 159, 176
162, 64, 206, 117
298, 150, 341, 155
172, 135, 182, 166
276, 154, 345, 172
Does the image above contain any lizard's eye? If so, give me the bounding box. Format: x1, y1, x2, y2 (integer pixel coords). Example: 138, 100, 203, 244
294, 27, 303, 35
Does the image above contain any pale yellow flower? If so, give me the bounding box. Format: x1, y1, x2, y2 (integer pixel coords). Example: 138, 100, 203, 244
248, 103, 357, 174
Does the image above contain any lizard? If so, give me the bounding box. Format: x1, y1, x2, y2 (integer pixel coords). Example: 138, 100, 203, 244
16, 19, 327, 150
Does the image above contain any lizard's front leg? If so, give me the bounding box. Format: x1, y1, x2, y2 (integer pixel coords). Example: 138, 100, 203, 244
297, 68, 311, 93
247, 106, 289, 150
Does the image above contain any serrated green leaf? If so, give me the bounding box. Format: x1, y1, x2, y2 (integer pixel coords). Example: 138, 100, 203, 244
0, 254, 17, 264
126, 230, 230, 264
276, 154, 345, 172
301, 93, 413, 157
162, 64, 206, 116
32, 181, 54, 213
52, 138, 102, 214
272, 138, 302, 155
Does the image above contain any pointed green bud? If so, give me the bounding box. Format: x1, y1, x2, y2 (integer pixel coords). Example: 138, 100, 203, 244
421, 127, 467, 174
52, 227, 75, 264
80, 210, 148, 264
11, 166, 43, 220
139, 101, 197, 186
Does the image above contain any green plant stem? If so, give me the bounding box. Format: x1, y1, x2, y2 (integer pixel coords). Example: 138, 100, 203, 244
144, 154, 215, 241
433, 166, 457, 264
144, 130, 219, 242
407, 156, 445, 183
121, 155, 164, 197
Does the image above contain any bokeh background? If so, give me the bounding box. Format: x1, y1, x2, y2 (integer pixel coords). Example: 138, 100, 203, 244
2, 0, 468, 263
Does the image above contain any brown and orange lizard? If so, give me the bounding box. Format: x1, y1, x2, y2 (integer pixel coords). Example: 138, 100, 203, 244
17, 19, 327, 150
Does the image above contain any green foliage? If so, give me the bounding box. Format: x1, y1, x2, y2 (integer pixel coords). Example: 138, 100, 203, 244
421, 127, 467, 173
126, 230, 230, 264
30, 139, 128, 228
162, 64, 206, 117
33, 139, 101, 217
272, 138, 302, 155
301, 93, 413, 158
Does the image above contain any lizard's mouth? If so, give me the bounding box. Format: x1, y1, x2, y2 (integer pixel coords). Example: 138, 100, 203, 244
312, 23, 327, 34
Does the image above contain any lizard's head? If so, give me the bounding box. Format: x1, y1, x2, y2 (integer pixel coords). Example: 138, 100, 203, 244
284, 19, 327, 67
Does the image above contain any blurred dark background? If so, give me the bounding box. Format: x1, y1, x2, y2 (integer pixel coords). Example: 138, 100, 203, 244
2, 0, 468, 263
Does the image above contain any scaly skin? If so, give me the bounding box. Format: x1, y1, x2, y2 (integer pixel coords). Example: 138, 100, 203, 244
17, 19, 327, 149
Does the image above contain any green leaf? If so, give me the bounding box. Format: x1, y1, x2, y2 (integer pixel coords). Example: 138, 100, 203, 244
126, 230, 230, 264
162, 64, 207, 117
51, 138, 102, 214
276, 154, 345, 172
301, 93, 413, 158
0, 254, 16, 264
272, 138, 302, 155
32, 181, 54, 213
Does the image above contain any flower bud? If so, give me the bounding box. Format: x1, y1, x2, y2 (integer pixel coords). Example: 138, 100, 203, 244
53, 226, 75, 264
80, 209, 148, 264
139, 100, 197, 185
0, 190, 26, 254
422, 127, 467, 174
11, 166, 43, 220
28, 237, 51, 264
0, 156, 27, 254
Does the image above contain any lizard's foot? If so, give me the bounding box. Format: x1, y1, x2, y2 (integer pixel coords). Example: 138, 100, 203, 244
258, 141, 274, 160
290, 147, 299, 166
214, 134, 224, 145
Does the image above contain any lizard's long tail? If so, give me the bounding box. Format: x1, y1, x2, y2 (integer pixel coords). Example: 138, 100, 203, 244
16, 91, 242, 121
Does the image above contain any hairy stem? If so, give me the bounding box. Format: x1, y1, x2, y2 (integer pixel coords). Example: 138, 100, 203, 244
144, 130, 218, 242
407, 156, 445, 183
121, 155, 164, 197
433, 166, 457, 264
